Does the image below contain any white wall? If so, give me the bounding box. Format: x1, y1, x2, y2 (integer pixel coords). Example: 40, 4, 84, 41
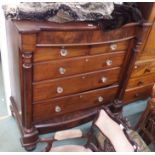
0, 2, 12, 115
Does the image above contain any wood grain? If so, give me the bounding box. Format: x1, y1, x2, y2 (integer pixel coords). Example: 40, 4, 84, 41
131, 60, 155, 78
33, 67, 121, 101
37, 26, 137, 44
33, 51, 125, 81
123, 84, 153, 104
127, 74, 155, 89
34, 40, 128, 62
33, 85, 118, 122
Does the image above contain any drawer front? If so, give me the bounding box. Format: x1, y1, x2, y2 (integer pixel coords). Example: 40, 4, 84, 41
33, 67, 121, 102
37, 25, 137, 44
33, 52, 125, 81
90, 40, 129, 55
137, 53, 155, 61
123, 84, 153, 104
127, 74, 155, 89
34, 46, 89, 62
33, 85, 119, 122
34, 41, 128, 63
131, 61, 155, 78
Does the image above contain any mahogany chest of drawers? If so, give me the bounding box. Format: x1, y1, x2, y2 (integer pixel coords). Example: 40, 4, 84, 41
6, 20, 150, 150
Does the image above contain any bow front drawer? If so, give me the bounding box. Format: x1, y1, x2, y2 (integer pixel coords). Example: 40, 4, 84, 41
37, 24, 137, 45
33, 67, 121, 102
34, 40, 129, 62
33, 85, 119, 122
33, 51, 125, 81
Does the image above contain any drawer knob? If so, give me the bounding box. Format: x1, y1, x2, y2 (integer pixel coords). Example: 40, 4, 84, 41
101, 77, 107, 83
55, 105, 61, 113
57, 86, 63, 94
110, 44, 117, 51
144, 68, 151, 73
134, 65, 138, 69
106, 59, 113, 66
59, 67, 66, 75
98, 96, 104, 103
60, 48, 68, 56
137, 81, 144, 86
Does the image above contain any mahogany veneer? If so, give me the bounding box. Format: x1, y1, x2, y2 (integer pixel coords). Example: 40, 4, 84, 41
7, 18, 150, 150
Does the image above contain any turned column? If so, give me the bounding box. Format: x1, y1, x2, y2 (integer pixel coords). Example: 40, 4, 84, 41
20, 34, 39, 151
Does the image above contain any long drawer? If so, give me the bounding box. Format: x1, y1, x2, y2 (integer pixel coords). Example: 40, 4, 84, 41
37, 24, 137, 44
33, 67, 121, 102
131, 60, 155, 78
34, 40, 128, 62
33, 85, 119, 122
127, 74, 155, 89
123, 84, 153, 104
33, 52, 125, 81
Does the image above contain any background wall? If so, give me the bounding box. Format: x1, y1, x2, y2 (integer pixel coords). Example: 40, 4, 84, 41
0, 1, 13, 115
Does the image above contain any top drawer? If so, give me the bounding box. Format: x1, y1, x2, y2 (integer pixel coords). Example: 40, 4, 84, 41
36, 24, 137, 45
34, 40, 129, 62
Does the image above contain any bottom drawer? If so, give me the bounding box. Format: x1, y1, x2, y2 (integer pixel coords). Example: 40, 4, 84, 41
33, 85, 119, 123
123, 84, 153, 104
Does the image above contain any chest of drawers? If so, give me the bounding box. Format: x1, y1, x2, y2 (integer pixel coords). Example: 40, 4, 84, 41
7, 20, 150, 150
123, 3, 155, 104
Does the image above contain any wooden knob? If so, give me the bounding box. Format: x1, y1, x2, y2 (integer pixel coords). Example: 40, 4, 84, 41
57, 87, 63, 94
60, 48, 68, 56
98, 96, 104, 103
55, 105, 61, 113
144, 68, 151, 73
59, 67, 66, 75
101, 77, 107, 83
106, 59, 112, 66
110, 44, 117, 51
137, 81, 144, 86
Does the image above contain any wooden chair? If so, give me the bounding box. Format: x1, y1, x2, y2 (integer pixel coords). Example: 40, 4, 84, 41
135, 84, 155, 146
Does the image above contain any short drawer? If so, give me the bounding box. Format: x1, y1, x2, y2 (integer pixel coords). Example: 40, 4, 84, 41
33, 51, 125, 81
34, 41, 128, 63
33, 67, 121, 102
34, 46, 89, 62
90, 40, 129, 55
127, 74, 155, 89
123, 84, 153, 104
131, 60, 155, 78
33, 85, 119, 122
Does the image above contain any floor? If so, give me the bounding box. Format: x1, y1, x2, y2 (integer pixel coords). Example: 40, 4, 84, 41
0, 59, 154, 152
